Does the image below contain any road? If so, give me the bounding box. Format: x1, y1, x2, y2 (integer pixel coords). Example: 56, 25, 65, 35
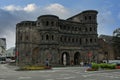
0, 64, 120, 80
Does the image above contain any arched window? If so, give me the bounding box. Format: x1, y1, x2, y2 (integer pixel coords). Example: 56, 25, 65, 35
20, 35, 22, 40
68, 26, 70, 30
79, 38, 81, 44
37, 22, 40, 25
72, 27, 74, 31
64, 26, 66, 30
86, 39, 88, 44
46, 35, 49, 40
85, 16, 87, 20
46, 21, 49, 26
89, 16, 91, 20
60, 25, 62, 29
68, 37, 70, 42
52, 35, 54, 40
90, 38, 92, 43
41, 35, 43, 40
60, 37, 62, 41
95, 39, 97, 42
85, 28, 88, 32
79, 28, 81, 31
76, 38, 78, 42
94, 27, 96, 31
64, 36, 67, 42
94, 16, 96, 19
72, 38, 74, 42
75, 27, 77, 31
90, 27, 92, 31
51, 21, 54, 26
26, 35, 28, 40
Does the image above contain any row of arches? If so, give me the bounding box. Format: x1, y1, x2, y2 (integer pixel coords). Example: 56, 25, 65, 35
61, 52, 81, 65
32, 48, 81, 65
31, 47, 94, 66
60, 25, 96, 32
37, 20, 57, 27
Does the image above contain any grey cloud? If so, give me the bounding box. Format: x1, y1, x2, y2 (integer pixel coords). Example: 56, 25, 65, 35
0, 3, 71, 49
0, 9, 19, 35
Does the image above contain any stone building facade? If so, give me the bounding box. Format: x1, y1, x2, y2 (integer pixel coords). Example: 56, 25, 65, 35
98, 37, 115, 62
16, 10, 99, 66
99, 34, 120, 60
0, 38, 6, 62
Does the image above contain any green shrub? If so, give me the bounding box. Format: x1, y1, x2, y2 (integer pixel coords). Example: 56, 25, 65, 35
99, 63, 116, 69
99, 63, 108, 68
107, 64, 116, 69
92, 63, 99, 70
91, 63, 116, 70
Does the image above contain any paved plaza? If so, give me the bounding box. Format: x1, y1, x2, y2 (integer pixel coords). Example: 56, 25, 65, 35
0, 64, 120, 80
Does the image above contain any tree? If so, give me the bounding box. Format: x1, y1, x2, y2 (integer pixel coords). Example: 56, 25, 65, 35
113, 28, 120, 59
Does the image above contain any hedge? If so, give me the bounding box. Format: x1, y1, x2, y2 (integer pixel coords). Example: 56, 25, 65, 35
91, 63, 116, 70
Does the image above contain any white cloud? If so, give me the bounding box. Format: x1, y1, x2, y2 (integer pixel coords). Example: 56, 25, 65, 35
0, 3, 71, 49
2, 3, 70, 18
3, 5, 22, 11
0, 30, 15, 49
45, 3, 69, 15
2, 3, 37, 12
24, 3, 37, 12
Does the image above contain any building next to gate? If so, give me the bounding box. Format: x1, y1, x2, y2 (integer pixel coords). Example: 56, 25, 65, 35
98, 29, 120, 61
98, 35, 115, 62
0, 38, 6, 62
16, 10, 99, 66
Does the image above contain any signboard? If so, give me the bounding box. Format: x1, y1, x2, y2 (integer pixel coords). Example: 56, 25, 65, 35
88, 51, 92, 57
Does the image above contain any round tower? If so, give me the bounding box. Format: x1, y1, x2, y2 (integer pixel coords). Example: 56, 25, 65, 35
37, 15, 59, 29
36, 15, 60, 65
16, 21, 36, 66
81, 10, 98, 24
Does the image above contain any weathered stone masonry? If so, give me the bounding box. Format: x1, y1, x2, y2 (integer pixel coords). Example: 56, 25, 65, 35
16, 10, 99, 66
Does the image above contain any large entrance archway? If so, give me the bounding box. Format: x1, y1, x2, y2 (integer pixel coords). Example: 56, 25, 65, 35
32, 47, 39, 64
74, 52, 80, 65
61, 52, 70, 65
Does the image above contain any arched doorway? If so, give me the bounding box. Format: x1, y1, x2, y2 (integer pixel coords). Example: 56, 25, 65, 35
74, 52, 80, 65
61, 52, 70, 65
32, 47, 39, 64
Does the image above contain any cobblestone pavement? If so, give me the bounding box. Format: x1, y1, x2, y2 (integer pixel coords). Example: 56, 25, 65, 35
0, 64, 120, 80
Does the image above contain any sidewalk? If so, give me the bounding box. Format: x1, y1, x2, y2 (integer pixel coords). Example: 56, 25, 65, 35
4, 63, 19, 71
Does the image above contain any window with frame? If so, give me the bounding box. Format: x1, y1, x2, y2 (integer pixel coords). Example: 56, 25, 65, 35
85, 28, 88, 32
41, 35, 43, 40
86, 38, 88, 44
89, 16, 91, 20
46, 21, 49, 26
79, 38, 81, 44
46, 35, 49, 40
90, 27, 92, 31
85, 16, 87, 20
90, 38, 92, 43
26, 35, 28, 40
52, 35, 54, 40
51, 21, 54, 26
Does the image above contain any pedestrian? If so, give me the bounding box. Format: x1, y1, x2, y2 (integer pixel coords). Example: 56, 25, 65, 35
80, 61, 83, 67
88, 62, 92, 68
71, 60, 74, 66
45, 59, 49, 66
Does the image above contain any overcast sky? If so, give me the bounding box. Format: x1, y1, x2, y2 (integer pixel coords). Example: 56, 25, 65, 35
0, 0, 120, 49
